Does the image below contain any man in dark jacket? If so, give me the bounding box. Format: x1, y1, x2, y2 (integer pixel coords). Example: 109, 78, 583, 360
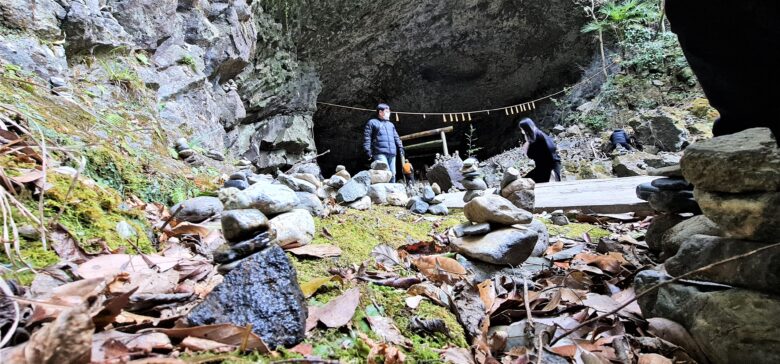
364, 103, 405, 182
608, 129, 633, 152
518, 118, 561, 183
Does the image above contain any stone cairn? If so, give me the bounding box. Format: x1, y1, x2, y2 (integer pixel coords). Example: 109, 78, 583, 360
406, 183, 448, 215
635, 128, 780, 364
449, 193, 549, 267
461, 158, 488, 202
174, 137, 204, 167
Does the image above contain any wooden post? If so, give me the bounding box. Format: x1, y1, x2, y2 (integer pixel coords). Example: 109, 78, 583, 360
440, 130, 449, 156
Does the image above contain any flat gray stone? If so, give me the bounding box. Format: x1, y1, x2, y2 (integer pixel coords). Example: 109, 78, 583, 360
172, 196, 224, 223
450, 227, 538, 265
681, 127, 780, 193
464, 195, 532, 226
221, 209, 268, 243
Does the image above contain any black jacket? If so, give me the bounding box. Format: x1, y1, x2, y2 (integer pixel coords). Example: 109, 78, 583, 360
363, 118, 404, 157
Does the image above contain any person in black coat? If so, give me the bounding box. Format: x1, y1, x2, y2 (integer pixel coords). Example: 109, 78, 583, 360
608, 129, 633, 152
518, 118, 562, 183
363, 103, 405, 182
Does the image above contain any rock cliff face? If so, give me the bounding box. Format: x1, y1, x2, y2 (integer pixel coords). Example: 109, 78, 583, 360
1, 0, 594, 173
283, 0, 593, 171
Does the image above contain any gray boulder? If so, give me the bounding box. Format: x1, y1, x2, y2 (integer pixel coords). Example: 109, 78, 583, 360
427, 203, 449, 215
528, 220, 550, 257
463, 189, 484, 203
501, 178, 535, 211
278, 174, 317, 193
106, 0, 177, 50
348, 195, 372, 211
0, 35, 68, 81
635, 270, 780, 364
186, 245, 307, 348
633, 109, 689, 152
660, 215, 721, 258
426, 157, 465, 191
695, 189, 780, 241
422, 185, 436, 202
370, 160, 389, 170
326, 176, 347, 189
461, 177, 488, 191
681, 128, 780, 193
269, 209, 315, 248
295, 192, 324, 216
666, 234, 780, 294
172, 196, 224, 223
223, 181, 299, 216
612, 152, 662, 177
368, 169, 392, 184
464, 195, 533, 226
221, 209, 268, 243
645, 213, 687, 253
450, 227, 538, 266
406, 196, 429, 214
336, 171, 371, 203
369, 183, 408, 206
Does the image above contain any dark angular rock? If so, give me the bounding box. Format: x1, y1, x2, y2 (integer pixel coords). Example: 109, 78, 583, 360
660, 215, 721, 258
187, 245, 307, 348
651, 177, 692, 191
461, 177, 488, 191
172, 196, 224, 223
213, 233, 272, 264
426, 157, 464, 191
295, 192, 324, 216
336, 171, 371, 203
647, 190, 701, 214
645, 213, 687, 253
224, 179, 249, 190
427, 203, 449, 215
406, 196, 429, 214
450, 227, 538, 265
453, 222, 491, 238
221, 209, 268, 242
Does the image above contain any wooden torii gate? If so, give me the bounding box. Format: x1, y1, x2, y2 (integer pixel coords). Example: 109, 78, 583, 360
400, 126, 453, 157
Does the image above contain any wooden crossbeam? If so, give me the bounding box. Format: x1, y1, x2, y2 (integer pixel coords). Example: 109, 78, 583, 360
400, 126, 453, 141
404, 139, 443, 151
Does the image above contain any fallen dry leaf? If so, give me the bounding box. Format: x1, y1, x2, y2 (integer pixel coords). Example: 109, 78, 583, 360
409, 316, 450, 338
180, 336, 235, 352
10, 169, 43, 184
407, 283, 450, 307
1, 304, 93, 364
647, 317, 708, 363
638, 353, 673, 364
169, 222, 211, 238
92, 331, 172, 362
49, 223, 93, 264
300, 276, 338, 298
412, 255, 467, 284
477, 279, 496, 314
371, 244, 403, 270
398, 240, 446, 255
27, 277, 106, 327
286, 244, 342, 258
440, 346, 475, 364
156, 324, 269, 353
367, 315, 410, 346
78, 254, 182, 279
289, 343, 314, 356
306, 287, 360, 332
360, 333, 407, 364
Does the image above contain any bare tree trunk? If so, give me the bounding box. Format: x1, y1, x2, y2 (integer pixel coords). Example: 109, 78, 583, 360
591, 0, 608, 78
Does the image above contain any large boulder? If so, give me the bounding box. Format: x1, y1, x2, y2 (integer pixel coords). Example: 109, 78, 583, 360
464, 195, 532, 226
0, 35, 68, 81
426, 157, 465, 191
368, 169, 393, 184
660, 215, 721, 258
665, 234, 780, 294
186, 245, 307, 348
223, 181, 299, 215
635, 270, 780, 364
632, 108, 689, 152
295, 192, 324, 216
450, 227, 538, 266
336, 171, 372, 203
368, 183, 408, 206
172, 196, 224, 223
612, 151, 662, 177
681, 128, 780, 193
695, 189, 780, 241
106, 0, 177, 50
268, 209, 315, 248
406, 196, 429, 214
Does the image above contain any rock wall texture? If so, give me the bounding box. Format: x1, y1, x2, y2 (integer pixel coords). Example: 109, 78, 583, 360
1, 0, 595, 173
283, 0, 593, 172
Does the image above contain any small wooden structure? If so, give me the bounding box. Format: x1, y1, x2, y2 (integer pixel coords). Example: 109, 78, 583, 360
400, 126, 453, 156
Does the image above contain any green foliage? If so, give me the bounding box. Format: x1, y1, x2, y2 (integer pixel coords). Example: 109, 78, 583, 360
101, 60, 144, 91
581, 0, 659, 42
581, 113, 609, 132
177, 55, 198, 72
464, 123, 482, 158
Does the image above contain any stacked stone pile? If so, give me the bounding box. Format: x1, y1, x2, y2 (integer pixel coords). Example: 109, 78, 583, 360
497, 167, 535, 211
174, 137, 204, 167
461, 158, 488, 202
635, 128, 780, 364
406, 184, 448, 215
449, 194, 549, 266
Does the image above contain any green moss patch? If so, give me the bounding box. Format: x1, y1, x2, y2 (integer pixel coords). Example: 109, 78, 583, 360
543, 219, 611, 241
